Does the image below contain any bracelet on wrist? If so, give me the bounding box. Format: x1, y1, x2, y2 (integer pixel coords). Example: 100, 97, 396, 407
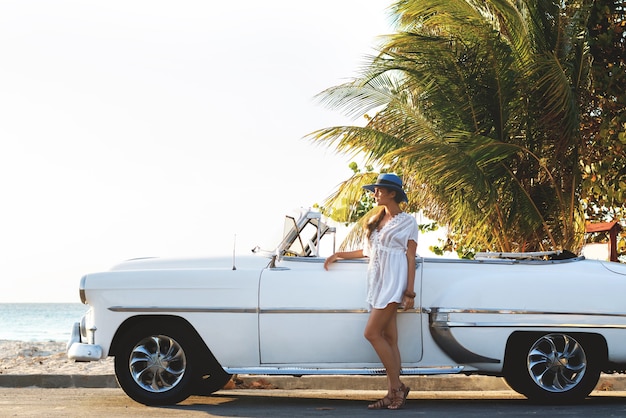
404, 291, 416, 298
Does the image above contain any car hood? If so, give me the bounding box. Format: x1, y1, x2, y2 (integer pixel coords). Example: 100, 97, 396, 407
600, 261, 626, 276
109, 255, 272, 271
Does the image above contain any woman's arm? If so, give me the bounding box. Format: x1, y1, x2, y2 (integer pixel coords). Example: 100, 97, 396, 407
323, 249, 364, 270
402, 239, 418, 310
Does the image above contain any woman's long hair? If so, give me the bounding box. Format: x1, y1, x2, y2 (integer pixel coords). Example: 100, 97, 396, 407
365, 188, 404, 239
366, 209, 386, 239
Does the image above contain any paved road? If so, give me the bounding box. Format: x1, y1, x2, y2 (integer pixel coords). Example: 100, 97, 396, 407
3, 388, 626, 417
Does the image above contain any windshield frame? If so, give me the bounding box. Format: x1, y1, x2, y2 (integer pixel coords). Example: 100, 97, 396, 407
274, 210, 334, 258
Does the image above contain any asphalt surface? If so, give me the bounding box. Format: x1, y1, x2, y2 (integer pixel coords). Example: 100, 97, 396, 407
4, 388, 626, 418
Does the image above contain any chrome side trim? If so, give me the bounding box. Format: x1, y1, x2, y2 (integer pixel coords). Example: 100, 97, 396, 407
108, 306, 418, 314
108, 306, 258, 313
431, 307, 626, 328
261, 308, 370, 314
224, 366, 464, 376
439, 322, 626, 329
433, 307, 626, 317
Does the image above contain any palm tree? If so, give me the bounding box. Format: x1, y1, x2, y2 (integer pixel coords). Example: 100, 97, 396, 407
310, 0, 594, 253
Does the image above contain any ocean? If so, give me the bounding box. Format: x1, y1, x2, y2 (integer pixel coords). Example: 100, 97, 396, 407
0, 303, 89, 342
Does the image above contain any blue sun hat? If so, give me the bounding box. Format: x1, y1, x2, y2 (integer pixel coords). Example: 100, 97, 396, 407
362, 173, 408, 203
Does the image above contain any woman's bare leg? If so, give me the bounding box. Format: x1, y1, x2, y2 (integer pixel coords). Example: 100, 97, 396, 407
364, 303, 402, 393
384, 310, 401, 392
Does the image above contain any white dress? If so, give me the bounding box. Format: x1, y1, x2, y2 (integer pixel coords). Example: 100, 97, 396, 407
363, 212, 419, 309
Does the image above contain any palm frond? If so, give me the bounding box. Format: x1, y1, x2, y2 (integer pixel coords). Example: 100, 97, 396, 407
308, 0, 593, 254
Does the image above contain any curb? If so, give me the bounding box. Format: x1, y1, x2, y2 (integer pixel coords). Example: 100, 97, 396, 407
235, 374, 626, 392
1, 374, 625, 391
0, 374, 118, 388
235, 375, 511, 391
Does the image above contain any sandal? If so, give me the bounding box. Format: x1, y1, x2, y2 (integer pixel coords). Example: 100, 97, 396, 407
367, 394, 392, 409
387, 383, 410, 410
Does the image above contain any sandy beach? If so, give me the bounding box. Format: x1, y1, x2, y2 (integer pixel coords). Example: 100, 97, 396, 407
0, 340, 114, 375
0, 340, 275, 389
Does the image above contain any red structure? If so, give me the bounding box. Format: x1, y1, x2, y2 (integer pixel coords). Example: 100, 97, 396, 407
585, 221, 622, 262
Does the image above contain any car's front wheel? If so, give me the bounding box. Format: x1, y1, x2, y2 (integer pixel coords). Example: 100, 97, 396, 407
504, 332, 603, 403
114, 321, 200, 405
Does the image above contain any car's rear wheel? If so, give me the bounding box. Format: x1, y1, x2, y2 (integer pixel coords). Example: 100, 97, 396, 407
114, 321, 200, 405
504, 332, 602, 403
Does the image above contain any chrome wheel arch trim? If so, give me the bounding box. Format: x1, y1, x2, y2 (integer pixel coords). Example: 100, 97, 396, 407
429, 324, 501, 364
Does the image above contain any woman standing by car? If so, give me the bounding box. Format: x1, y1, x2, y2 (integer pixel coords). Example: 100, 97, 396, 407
324, 173, 418, 410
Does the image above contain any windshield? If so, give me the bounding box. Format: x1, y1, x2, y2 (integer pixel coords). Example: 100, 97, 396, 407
276, 210, 335, 257
283, 216, 304, 256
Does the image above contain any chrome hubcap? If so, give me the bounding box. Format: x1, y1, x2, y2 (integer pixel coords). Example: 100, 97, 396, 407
129, 335, 186, 393
527, 333, 586, 393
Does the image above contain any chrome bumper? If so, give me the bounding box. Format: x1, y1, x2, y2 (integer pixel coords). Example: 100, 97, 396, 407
66, 322, 103, 362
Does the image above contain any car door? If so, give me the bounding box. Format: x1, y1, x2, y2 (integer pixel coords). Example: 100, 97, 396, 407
258, 258, 422, 366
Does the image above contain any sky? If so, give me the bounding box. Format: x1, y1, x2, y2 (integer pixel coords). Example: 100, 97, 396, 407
0, 1, 399, 302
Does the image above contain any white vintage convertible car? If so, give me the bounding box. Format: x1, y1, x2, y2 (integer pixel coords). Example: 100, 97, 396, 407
68, 209, 626, 405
